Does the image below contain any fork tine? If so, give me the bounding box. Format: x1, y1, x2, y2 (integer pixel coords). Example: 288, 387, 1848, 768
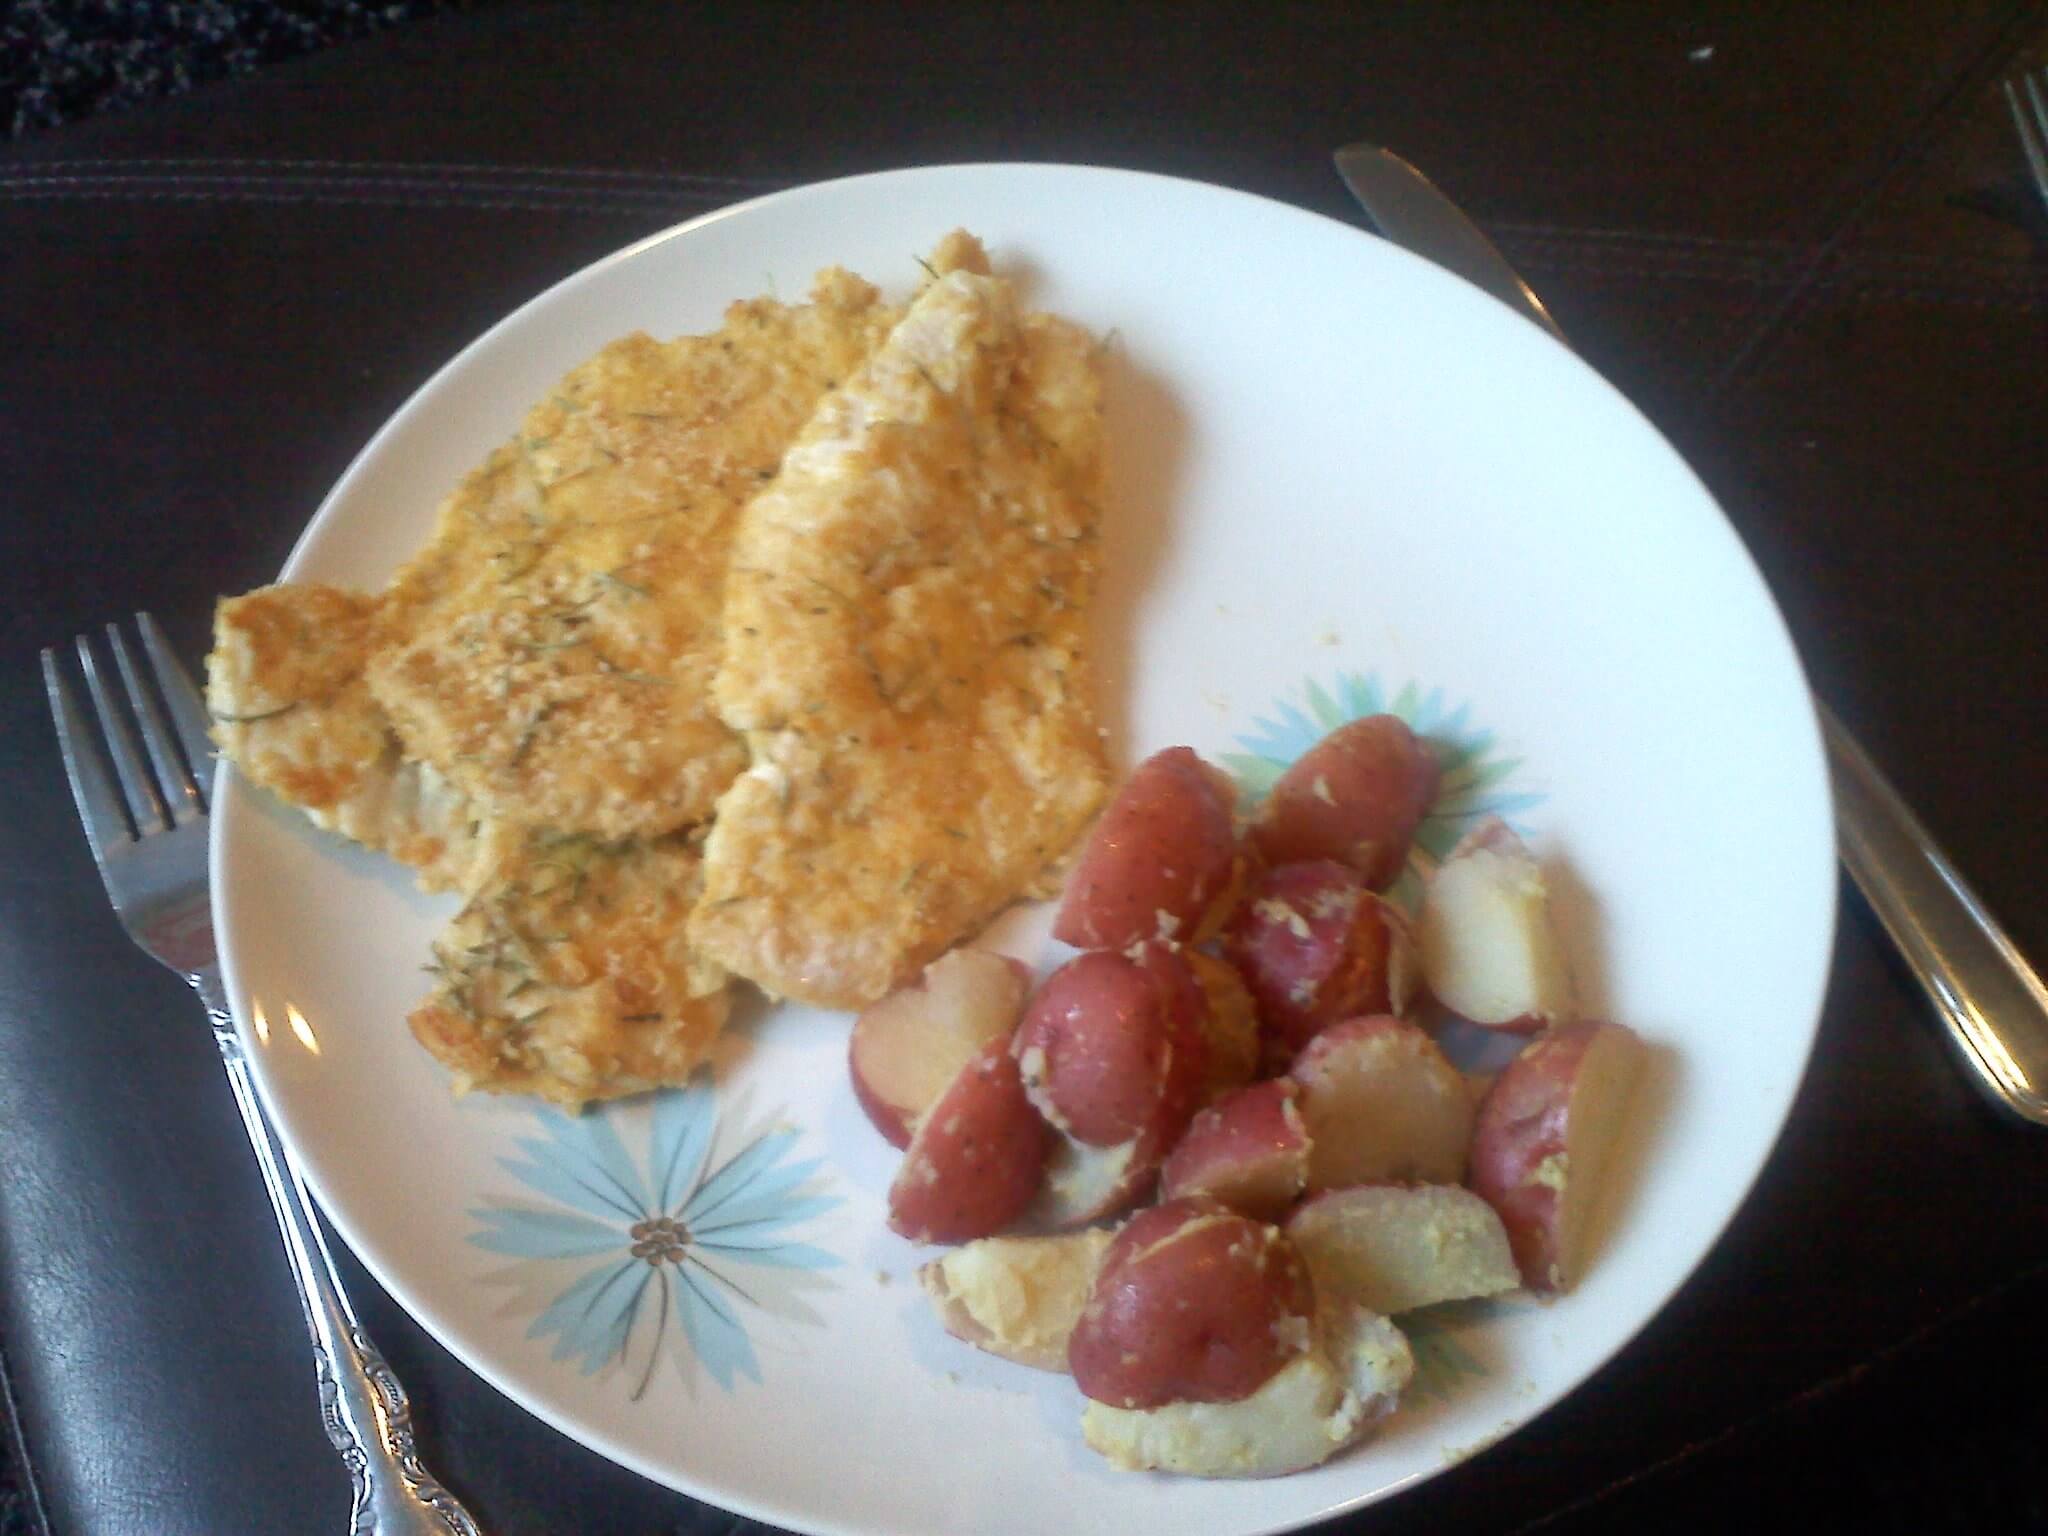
108, 621, 201, 825
2008, 75, 2048, 206
138, 612, 217, 800
76, 632, 169, 837
43, 648, 135, 858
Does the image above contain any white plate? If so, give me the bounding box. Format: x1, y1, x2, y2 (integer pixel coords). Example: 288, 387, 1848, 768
213, 164, 1836, 1536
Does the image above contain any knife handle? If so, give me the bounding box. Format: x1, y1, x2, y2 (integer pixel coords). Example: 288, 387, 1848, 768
1823, 704, 2048, 1123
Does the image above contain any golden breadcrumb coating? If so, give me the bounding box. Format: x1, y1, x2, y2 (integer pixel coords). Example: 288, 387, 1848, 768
408, 829, 730, 1108
207, 584, 493, 891
367, 269, 900, 840
692, 265, 1109, 1007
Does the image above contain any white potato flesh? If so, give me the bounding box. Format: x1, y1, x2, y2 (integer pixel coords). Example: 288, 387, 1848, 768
918, 1229, 1114, 1372
1286, 1184, 1520, 1314
1416, 821, 1574, 1029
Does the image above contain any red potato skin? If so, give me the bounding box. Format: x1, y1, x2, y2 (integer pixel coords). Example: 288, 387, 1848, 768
1128, 941, 1210, 1133
1222, 860, 1407, 1065
1251, 715, 1440, 889
1158, 1078, 1310, 1219
850, 1061, 918, 1152
1068, 1198, 1317, 1409
1013, 952, 1180, 1147
849, 952, 1033, 1149
1467, 1020, 1640, 1292
1053, 747, 1242, 951
887, 1037, 1052, 1245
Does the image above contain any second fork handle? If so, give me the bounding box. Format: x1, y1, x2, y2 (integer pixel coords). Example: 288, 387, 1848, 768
1824, 703, 2048, 1123
194, 970, 484, 1536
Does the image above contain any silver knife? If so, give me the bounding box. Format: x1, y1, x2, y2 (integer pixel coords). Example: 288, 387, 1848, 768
1333, 142, 2048, 1125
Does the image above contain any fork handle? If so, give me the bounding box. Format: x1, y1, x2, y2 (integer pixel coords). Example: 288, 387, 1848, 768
195, 973, 484, 1536
1824, 705, 2048, 1123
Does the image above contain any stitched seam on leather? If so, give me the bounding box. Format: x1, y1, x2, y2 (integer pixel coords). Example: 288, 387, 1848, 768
1840, 279, 2047, 310
0, 157, 784, 189
0, 169, 731, 197
0, 185, 733, 216
1507, 243, 2048, 308
1496, 222, 1809, 261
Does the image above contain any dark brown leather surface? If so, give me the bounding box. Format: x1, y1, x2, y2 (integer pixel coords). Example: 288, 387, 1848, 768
2, 4, 2045, 1533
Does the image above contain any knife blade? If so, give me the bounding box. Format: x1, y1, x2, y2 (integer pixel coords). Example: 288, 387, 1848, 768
1332, 144, 1566, 343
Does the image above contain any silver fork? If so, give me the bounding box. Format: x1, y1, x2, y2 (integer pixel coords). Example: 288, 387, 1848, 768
2006, 67, 2048, 213
43, 614, 483, 1536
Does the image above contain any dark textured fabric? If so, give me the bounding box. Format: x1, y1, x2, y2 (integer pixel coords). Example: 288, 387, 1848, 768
0, 0, 487, 139
1, 4, 2045, 1535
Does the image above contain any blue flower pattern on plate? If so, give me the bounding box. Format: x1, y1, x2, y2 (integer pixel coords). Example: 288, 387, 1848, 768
469, 1073, 840, 1398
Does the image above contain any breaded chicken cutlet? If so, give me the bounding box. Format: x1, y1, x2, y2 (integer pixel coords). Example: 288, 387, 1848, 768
209, 264, 917, 1106
691, 264, 1110, 1008
209, 232, 1110, 1098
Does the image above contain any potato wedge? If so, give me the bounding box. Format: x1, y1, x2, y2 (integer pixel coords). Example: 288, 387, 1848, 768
1467, 1020, 1644, 1292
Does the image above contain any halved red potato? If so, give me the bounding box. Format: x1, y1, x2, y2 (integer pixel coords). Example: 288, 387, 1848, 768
1081, 1302, 1412, 1478
919, 1228, 1115, 1372
1159, 1079, 1310, 1219
1223, 861, 1416, 1065
1416, 817, 1574, 1031
1053, 747, 1244, 950
1013, 950, 1200, 1148
1292, 1016, 1473, 1189
1468, 1020, 1645, 1292
887, 1036, 1052, 1245
1184, 950, 1261, 1104
850, 949, 1034, 1148
1286, 1184, 1520, 1314
1068, 1198, 1317, 1410
1251, 715, 1439, 888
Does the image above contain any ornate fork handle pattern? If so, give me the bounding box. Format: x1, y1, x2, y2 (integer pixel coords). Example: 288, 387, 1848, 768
201, 972, 484, 1536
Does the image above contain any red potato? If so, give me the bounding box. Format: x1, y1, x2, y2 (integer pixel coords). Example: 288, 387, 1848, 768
1053, 747, 1244, 951
1285, 1184, 1521, 1314
1467, 1020, 1645, 1292
1128, 940, 1211, 1117
1184, 950, 1261, 1103
1223, 861, 1417, 1064
850, 949, 1034, 1148
1292, 1016, 1474, 1189
1011, 947, 1208, 1229
1081, 1302, 1412, 1478
1159, 1079, 1311, 1219
1068, 1198, 1317, 1410
1416, 818, 1574, 1031
919, 1228, 1115, 1371
1013, 951, 1189, 1147
1251, 714, 1439, 888
887, 1036, 1052, 1245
